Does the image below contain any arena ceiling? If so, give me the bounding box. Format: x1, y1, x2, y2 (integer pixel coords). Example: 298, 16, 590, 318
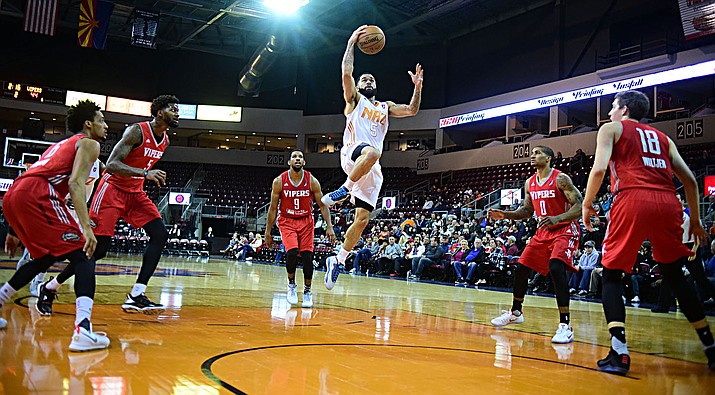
0, 0, 555, 58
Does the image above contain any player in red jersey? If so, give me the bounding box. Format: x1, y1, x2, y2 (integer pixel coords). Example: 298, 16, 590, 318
265, 150, 335, 308
488, 146, 583, 344
583, 90, 713, 375
41, 95, 178, 315
0, 100, 110, 351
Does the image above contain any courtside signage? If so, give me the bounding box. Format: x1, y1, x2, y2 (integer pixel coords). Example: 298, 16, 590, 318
439, 59, 715, 128
0, 178, 13, 192
178, 104, 197, 120
169, 192, 191, 205
382, 196, 396, 210
106, 97, 152, 117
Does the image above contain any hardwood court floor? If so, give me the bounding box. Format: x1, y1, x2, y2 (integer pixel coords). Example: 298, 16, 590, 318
0, 254, 713, 394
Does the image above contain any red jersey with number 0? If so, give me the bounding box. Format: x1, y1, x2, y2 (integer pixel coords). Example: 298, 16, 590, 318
609, 120, 674, 195
279, 170, 313, 219
21, 134, 87, 198
104, 122, 168, 192
528, 169, 573, 230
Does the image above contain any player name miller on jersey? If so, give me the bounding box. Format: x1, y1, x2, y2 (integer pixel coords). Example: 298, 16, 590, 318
530, 190, 556, 200
283, 190, 311, 198
642, 156, 667, 169
144, 147, 163, 159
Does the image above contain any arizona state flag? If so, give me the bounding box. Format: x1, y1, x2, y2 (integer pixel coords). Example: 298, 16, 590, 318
78, 0, 114, 49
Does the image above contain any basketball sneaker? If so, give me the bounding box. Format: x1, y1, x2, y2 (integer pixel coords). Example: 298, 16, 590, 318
121, 293, 165, 315
324, 256, 340, 290
597, 348, 630, 375
0, 317, 6, 329
302, 291, 313, 308
321, 186, 350, 207
705, 345, 715, 371
551, 323, 574, 344
69, 323, 110, 352
491, 310, 524, 327
287, 283, 298, 305
36, 279, 57, 316
29, 273, 45, 297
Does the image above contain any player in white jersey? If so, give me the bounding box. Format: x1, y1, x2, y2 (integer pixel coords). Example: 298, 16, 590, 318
17, 159, 101, 304
321, 25, 423, 290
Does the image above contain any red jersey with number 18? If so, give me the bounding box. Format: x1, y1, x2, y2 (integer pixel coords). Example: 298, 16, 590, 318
279, 170, 313, 219
104, 122, 168, 193
609, 120, 674, 195
528, 168, 573, 230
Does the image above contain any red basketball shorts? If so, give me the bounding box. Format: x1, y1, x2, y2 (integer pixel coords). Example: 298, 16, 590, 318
3, 177, 85, 258
278, 215, 314, 252
89, 179, 161, 236
519, 223, 580, 275
601, 189, 692, 271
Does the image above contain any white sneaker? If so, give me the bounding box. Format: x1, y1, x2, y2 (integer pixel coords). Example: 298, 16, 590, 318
287, 284, 298, 305
631, 296, 640, 303
324, 256, 340, 290
302, 291, 313, 308
349, 268, 357, 275
29, 274, 45, 297
551, 323, 574, 344
491, 310, 524, 327
0, 317, 6, 329
69, 325, 110, 352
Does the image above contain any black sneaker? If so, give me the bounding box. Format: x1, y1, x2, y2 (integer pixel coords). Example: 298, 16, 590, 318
121, 293, 165, 315
597, 348, 630, 376
705, 345, 715, 371
36, 278, 57, 316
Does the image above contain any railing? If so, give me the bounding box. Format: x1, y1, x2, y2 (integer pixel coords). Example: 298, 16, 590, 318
202, 204, 248, 218
595, 36, 679, 70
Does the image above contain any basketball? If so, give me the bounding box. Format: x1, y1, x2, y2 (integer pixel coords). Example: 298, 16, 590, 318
357, 25, 385, 55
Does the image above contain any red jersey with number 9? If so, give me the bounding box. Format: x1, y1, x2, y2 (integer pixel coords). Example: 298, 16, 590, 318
104, 121, 168, 193
279, 170, 313, 219
609, 120, 674, 195
528, 168, 573, 230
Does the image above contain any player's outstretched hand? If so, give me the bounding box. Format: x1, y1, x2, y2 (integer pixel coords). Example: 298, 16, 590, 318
82, 229, 97, 258
409, 63, 424, 89
487, 209, 505, 221
264, 233, 273, 247
5, 234, 20, 258
146, 169, 166, 186
349, 25, 368, 44
582, 203, 597, 232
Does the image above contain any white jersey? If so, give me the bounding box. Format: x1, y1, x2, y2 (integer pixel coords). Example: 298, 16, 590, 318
343, 94, 389, 150
63, 159, 101, 204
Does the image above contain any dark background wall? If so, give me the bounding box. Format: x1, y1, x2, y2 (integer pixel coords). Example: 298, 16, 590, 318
0, 0, 707, 116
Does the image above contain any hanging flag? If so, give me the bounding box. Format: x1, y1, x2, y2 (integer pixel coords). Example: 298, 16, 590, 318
78, 0, 114, 49
131, 9, 160, 49
23, 0, 59, 36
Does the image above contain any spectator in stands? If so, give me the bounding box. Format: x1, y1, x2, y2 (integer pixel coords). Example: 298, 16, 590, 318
574, 241, 599, 296
409, 237, 444, 280
221, 232, 240, 256
706, 240, 715, 284
377, 236, 403, 275
704, 195, 715, 224
452, 239, 472, 284
204, 227, 215, 252
505, 236, 519, 256
169, 224, 181, 238
416, 214, 427, 230
397, 238, 423, 277
237, 234, 262, 261
352, 237, 379, 274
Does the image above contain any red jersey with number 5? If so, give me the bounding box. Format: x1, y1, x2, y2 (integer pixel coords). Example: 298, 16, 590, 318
609, 120, 674, 195
279, 170, 313, 219
528, 169, 573, 230
104, 122, 168, 192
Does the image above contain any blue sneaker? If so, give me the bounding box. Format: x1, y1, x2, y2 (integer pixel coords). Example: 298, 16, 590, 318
321, 186, 350, 207
324, 256, 340, 290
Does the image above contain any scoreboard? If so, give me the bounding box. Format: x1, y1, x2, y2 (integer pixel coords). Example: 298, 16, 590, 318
2, 82, 66, 105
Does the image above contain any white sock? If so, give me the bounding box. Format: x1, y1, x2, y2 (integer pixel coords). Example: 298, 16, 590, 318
130, 283, 147, 298
46, 277, 61, 291
75, 296, 93, 327
343, 179, 355, 190
0, 283, 17, 306
337, 248, 349, 264
611, 336, 629, 355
